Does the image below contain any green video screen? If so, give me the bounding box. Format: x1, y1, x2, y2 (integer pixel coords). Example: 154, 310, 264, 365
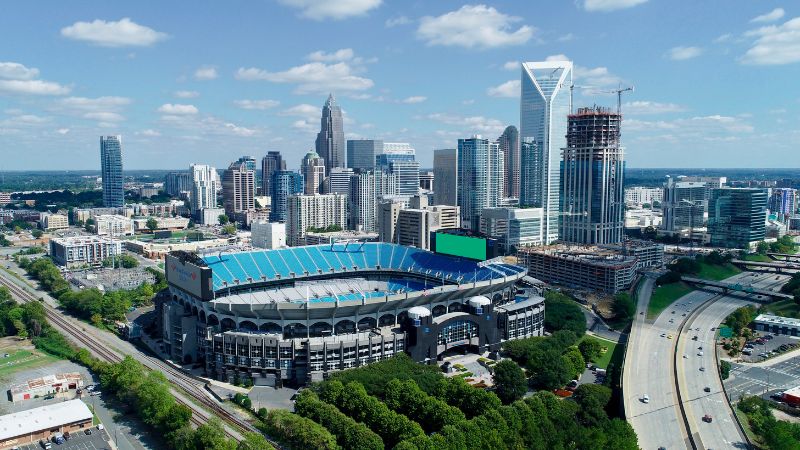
435, 233, 487, 260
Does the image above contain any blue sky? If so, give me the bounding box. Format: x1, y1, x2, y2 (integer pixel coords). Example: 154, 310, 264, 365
0, 0, 798, 171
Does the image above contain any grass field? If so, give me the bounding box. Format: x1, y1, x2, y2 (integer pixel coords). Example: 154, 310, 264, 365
0, 348, 58, 379
696, 262, 742, 281
648, 282, 694, 319
579, 335, 621, 370
761, 298, 800, 318
741, 254, 773, 262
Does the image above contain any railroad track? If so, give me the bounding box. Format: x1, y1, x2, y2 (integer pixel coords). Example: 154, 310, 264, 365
0, 273, 277, 444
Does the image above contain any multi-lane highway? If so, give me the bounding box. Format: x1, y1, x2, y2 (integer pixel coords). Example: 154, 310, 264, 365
625, 271, 787, 450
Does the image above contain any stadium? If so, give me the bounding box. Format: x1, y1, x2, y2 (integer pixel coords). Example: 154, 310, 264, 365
162, 241, 544, 386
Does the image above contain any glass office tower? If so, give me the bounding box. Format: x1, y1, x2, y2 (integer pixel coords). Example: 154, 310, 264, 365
100, 135, 124, 207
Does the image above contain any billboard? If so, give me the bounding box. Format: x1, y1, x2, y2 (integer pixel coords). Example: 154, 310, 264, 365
434, 232, 487, 260
165, 254, 212, 300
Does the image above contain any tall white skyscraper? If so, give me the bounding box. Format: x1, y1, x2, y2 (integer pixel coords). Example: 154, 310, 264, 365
301, 151, 326, 195
457, 137, 503, 231
100, 135, 124, 207
520, 60, 573, 244
189, 164, 218, 216
349, 170, 397, 232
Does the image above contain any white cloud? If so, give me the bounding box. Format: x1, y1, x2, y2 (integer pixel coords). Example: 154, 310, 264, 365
223, 122, 256, 137
174, 90, 199, 98
139, 129, 161, 136
401, 96, 427, 104
425, 112, 506, 135
307, 48, 354, 62
0, 62, 39, 80
626, 114, 753, 134
194, 66, 218, 80
502, 61, 519, 71
546, 54, 570, 61
60, 18, 168, 47
558, 33, 576, 42
292, 119, 316, 132
622, 101, 686, 114
417, 5, 534, 49
667, 46, 704, 60
59, 96, 131, 111
583, 0, 648, 12
714, 33, 733, 43
158, 103, 199, 115
487, 80, 520, 98
751, 8, 785, 23
574, 65, 621, 87
83, 111, 124, 122
235, 61, 373, 93
741, 17, 800, 65
234, 99, 280, 110
56, 128, 70, 135
0, 79, 70, 95
277, 0, 382, 20
280, 103, 320, 123
385, 16, 411, 27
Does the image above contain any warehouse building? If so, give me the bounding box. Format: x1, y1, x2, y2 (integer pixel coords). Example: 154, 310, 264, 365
0, 400, 92, 448
753, 314, 800, 337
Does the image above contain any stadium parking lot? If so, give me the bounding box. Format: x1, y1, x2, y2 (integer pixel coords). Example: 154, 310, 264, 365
739, 335, 800, 363
725, 356, 800, 402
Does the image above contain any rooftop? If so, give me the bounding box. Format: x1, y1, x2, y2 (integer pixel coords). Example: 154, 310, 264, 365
754, 314, 800, 327
0, 399, 92, 441
10, 372, 82, 394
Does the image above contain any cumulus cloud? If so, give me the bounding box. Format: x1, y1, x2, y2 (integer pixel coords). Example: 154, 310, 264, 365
234, 99, 280, 110
83, 111, 124, 122
174, 90, 199, 98
487, 80, 520, 98
307, 48, 354, 62
385, 16, 411, 27
424, 112, 506, 135
194, 66, 218, 80
158, 103, 199, 115
622, 101, 686, 115
236, 61, 373, 94
583, 0, 648, 12
417, 5, 534, 49
223, 122, 256, 136
277, 0, 382, 20
574, 65, 621, 87
0, 62, 39, 80
139, 129, 161, 136
401, 96, 427, 104
280, 103, 320, 123
502, 61, 519, 71
667, 46, 704, 60
56, 128, 70, 135
546, 54, 571, 61
0, 79, 70, 96
741, 17, 800, 65
60, 18, 168, 47
751, 8, 785, 23
59, 96, 131, 111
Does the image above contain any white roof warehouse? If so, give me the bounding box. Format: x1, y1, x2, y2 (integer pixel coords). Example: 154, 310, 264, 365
0, 399, 93, 448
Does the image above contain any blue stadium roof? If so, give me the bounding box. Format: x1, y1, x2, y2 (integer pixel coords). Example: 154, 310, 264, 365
201, 242, 525, 292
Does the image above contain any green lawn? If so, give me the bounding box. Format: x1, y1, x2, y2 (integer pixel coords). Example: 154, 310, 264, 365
761, 299, 800, 319
578, 335, 621, 370
0, 349, 58, 379
695, 262, 742, 281
741, 254, 772, 262
648, 282, 694, 319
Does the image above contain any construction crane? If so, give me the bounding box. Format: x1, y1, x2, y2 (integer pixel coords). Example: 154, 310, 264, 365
570, 84, 634, 116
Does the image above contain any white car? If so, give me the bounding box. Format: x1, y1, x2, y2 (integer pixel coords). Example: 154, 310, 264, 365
642, 394, 650, 404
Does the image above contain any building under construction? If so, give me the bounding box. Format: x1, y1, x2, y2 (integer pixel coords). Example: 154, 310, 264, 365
560, 106, 625, 245
518, 244, 638, 293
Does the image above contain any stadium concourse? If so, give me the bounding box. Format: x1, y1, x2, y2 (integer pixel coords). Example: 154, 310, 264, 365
161, 242, 545, 386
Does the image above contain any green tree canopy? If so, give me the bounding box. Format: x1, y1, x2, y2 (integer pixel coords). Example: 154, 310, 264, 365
492, 360, 528, 404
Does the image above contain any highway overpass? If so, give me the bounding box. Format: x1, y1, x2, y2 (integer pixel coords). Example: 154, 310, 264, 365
682, 276, 793, 300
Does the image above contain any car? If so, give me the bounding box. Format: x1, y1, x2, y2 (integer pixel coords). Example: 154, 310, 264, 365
97, 424, 104, 430
704, 387, 711, 393
692, 336, 698, 340
84, 429, 92, 436
699, 367, 705, 371
661, 333, 667, 337
40, 440, 52, 449
642, 394, 650, 404
669, 318, 674, 323
698, 351, 704, 356
667, 335, 673, 339
63, 432, 70, 441
671, 310, 676, 314
702, 414, 713, 423
776, 276, 781, 280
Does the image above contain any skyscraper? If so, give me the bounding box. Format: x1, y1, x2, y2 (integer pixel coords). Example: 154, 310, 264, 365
100, 135, 124, 207
661, 177, 708, 234
164, 171, 191, 197
457, 137, 503, 231
316, 94, 345, 174
235, 155, 257, 172
559, 107, 625, 245
222, 160, 256, 216
261, 151, 286, 197
346, 139, 383, 171
519, 138, 542, 208
708, 188, 768, 249
286, 194, 347, 246
270, 171, 303, 222
520, 60, 573, 244
497, 126, 520, 199
433, 149, 458, 206
324, 167, 354, 195
349, 170, 397, 232
189, 164, 218, 216
377, 143, 419, 197
769, 188, 797, 218
301, 151, 326, 195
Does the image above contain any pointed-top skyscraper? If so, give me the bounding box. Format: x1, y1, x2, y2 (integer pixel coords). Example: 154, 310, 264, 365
316, 94, 345, 175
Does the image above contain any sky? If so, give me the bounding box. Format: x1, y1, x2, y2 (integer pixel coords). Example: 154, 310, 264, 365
0, 0, 798, 171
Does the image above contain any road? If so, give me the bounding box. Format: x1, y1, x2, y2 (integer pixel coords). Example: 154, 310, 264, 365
625, 271, 787, 450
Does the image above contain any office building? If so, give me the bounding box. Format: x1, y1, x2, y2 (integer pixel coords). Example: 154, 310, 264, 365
94, 214, 134, 236
200, 207, 226, 226
519, 138, 541, 208
189, 164, 218, 217
457, 137, 503, 231
235, 155, 257, 172
708, 188, 768, 249
395, 209, 437, 250
347, 139, 382, 171
419, 171, 434, 191
50, 236, 122, 268
560, 106, 625, 245
164, 172, 191, 197
251, 221, 286, 249
40, 214, 69, 231
100, 135, 124, 207
261, 151, 286, 197
377, 200, 404, 243
222, 160, 256, 216
324, 167, 353, 195
498, 125, 520, 199
316, 94, 345, 174
286, 194, 347, 246
480, 207, 544, 252
269, 171, 304, 222
301, 151, 326, 195
132, 216, 189, 232
681, 176, 727, 189
377, 143, 419, 197
624, 187, 663, 206
520, 60, 573, 244
661, 177, 708, 234
769, 188, 797, 218
433, 149, 457, 206
428, 205, 460, 230
0, 192, 10, 206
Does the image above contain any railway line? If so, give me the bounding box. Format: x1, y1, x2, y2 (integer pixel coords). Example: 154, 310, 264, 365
0, 272, 281, 445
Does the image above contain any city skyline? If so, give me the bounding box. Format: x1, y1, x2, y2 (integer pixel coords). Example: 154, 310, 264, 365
1, 1, 798, 171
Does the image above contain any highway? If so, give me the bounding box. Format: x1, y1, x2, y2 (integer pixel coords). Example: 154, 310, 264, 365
0, 263, 274, 445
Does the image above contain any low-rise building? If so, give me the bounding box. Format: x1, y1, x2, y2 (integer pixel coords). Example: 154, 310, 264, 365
40, 213, 69, 231
753, 314, 800, 337
624, 186, 663, 206
0, 399, 93, 448
124, 236, 234, 261
50, 236, 121, 268
251, 222, 286, 249
8, 373, 83, 402
132, 216, 190, 232
95, 214, 134, 236
200, 207, 226, 226
0, 192, 11, 206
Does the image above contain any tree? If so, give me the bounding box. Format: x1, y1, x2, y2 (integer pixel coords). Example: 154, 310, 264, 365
222, 224, 237, 235
756, 241, 769, 255
146, 217, 159, 232
32, 229, 43, 238
572, 384, 612, 427
544, 292, 586, 336
261, 409, 337, 450
492, 360, 527, 404
612, 292, 635, 319
578, 339, 603, 363
720, 360, 731, 380
218, 214, 229, 225
193, 419, 236, 450
84, 218, 95, 232
237, 433, 274, 450
562, 347, 586, 379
